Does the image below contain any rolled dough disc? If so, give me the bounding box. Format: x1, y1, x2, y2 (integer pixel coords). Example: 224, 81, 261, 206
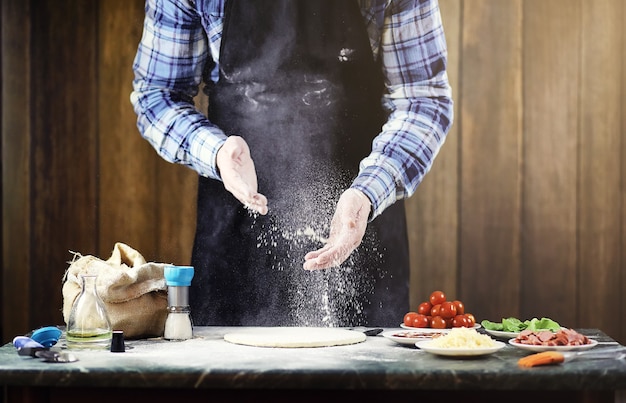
223, 327, 366, 348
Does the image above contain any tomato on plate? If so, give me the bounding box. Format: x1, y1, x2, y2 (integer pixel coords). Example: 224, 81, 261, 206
452, 314, 470, 328
430, 304, 442, 317
417, 302, 432, 316
411, 314, 429, 328
440, 301, 457, 319
429, 290, 446, 306
430, 316, 447, 329
403, 312, 419, 327
452, 300, 465, 315
464, 313, 476, 327
405, 291, 474, 330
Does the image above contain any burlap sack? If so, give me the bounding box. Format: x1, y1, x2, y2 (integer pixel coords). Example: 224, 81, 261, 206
62, 242, 169, 339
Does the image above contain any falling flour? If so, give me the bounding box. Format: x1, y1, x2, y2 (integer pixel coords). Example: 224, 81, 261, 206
242, 160, 387, 327
249, 208, 383, 327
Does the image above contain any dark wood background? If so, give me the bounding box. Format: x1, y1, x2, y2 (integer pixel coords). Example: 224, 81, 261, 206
2, 0, 625, 346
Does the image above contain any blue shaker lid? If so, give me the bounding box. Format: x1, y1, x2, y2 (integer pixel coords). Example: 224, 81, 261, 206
31, 326, 62, 348
164, 265, 194, 286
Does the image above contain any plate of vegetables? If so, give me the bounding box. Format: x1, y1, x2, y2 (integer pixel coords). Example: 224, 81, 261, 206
481, 317, 561, 339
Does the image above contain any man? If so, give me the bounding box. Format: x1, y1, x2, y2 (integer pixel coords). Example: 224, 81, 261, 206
131, 0, 453, 327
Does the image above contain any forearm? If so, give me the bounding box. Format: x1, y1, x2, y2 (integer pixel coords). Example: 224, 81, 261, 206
131, 84, 227, 179
130, 0, 227, 180
352, 0, 454, 219
353, 92, 453, 219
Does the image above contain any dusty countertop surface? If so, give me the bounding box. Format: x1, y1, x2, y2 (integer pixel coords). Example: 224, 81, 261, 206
1, 327, 625, 391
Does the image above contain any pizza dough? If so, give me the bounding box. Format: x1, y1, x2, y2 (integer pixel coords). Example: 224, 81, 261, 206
223, 327, 366, 348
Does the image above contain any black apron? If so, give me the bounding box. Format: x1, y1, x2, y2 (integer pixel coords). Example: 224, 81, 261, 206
190, 0, 409, 327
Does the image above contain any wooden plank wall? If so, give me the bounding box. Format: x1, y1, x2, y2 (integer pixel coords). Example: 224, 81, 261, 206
410, 0, 625, 343
521, 0, 579, 331
30, 0, 100, 335
623, 0, 626, 345
97, 0, 197, 265
1, 0, 624, 345
577, 0, 624, 345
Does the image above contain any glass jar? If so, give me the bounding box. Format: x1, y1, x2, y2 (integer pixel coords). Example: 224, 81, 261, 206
66, 274, 112, 350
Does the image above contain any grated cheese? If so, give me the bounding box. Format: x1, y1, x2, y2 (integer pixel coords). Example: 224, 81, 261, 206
428, 327, 496, 349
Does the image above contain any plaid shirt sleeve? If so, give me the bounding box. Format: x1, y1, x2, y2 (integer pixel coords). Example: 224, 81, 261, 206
130, 0, 227, 180
353, 0, 454, 220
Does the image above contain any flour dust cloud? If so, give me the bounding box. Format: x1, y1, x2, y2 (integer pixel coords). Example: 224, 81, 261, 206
250, 176, 386, 327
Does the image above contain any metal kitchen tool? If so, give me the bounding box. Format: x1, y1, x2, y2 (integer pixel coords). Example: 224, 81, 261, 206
13, 335, 78, 363
13, 336, 47, 357
561, 346, 626, 362
349, 327, 384, 336
35, 350, 79, 363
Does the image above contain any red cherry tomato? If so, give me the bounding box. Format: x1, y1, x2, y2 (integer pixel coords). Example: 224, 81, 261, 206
429, 290, 446, 306
464, 313, 476, 327
403, 312, 418, 327
417, 302, 432, 316
452, 300, 465, 315
440, 301, 457, 319
452, 314, 470, 328
430, 316, 447, 329
412, 314, 429, 328
430, 303, 442, 317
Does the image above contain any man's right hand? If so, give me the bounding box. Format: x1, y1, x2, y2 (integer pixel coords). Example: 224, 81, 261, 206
216, 136, 268, 215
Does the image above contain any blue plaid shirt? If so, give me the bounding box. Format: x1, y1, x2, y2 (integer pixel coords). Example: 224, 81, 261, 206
131, 0, 453, 219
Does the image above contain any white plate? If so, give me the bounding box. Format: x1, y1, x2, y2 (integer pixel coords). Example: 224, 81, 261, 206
382, 330, 447, 345
484, 329, 520, 339
415, 340, 506, 357
400, 323, 481, 332
508, 338, 598, 352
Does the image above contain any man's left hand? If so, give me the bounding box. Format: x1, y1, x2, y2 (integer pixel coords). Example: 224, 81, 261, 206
303, 189, 371, 270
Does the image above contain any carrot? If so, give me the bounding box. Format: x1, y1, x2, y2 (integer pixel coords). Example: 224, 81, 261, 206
518, 351, 565, 368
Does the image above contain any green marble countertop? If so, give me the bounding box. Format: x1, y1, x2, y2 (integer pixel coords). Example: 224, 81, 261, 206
1, 327, 625, 391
